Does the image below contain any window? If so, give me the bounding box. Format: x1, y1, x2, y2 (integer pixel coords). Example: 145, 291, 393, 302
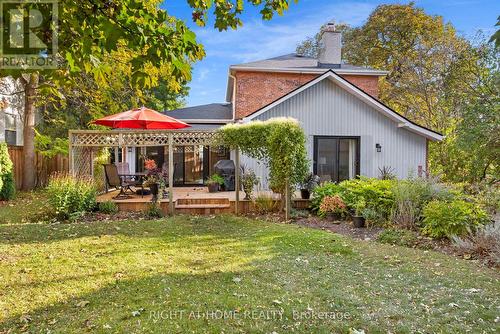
314, 136, 360, 183
4, 113, 17, 145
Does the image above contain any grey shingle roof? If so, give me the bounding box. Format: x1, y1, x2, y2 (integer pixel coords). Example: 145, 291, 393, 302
163, 103, 232, 120
231, 53, 383, 73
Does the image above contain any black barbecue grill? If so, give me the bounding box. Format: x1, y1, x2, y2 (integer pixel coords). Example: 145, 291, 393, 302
213, 160, 235, 191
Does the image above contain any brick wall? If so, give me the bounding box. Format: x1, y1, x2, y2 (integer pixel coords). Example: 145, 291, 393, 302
234, 71, 380, 119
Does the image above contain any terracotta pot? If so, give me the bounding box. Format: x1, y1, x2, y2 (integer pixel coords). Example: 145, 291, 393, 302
207, 183, 219, 193
300, 189, 311, 200
353, 216, 365, 228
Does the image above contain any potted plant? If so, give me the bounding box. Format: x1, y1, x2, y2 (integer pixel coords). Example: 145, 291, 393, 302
319, 195, 346, 222
207, 174, 224, 193
144, 159, 167, 203
352, 200, 366, 228
241, 166, 258, 200
300, 173, 320, 199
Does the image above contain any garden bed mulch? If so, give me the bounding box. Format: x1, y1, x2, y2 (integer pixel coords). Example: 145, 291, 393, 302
294, 216, 384, 241
290, 216, 461, 259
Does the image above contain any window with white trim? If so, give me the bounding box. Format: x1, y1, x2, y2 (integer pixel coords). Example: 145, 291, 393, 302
4, 113, 17, 145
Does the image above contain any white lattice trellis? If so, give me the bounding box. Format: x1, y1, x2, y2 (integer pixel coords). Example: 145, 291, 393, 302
69, 130, 218, 177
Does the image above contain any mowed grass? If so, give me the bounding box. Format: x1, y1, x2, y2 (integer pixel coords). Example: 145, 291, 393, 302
0, 213, 499, 333
0, 191, 50, 225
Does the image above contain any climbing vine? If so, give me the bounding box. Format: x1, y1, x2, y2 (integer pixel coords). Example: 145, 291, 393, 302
218, 117, 308, 195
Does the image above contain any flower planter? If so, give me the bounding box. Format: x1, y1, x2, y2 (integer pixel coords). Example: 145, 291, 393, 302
207, 183, 219, 193
352, 216, 365, 228
300, 189, 311, 200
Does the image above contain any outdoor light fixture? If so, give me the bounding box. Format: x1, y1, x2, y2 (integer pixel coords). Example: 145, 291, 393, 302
376, 143, 382, 152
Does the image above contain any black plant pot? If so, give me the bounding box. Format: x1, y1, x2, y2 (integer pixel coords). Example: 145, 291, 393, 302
353, 216, 365, 228
327, 212, 342, 222
150, 183, 159, 202
300, 189, 311, 200
207, 183, 219, 193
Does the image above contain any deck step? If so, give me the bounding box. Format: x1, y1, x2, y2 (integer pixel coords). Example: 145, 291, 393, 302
175, 204, 231, 209
176, 198, 230, 206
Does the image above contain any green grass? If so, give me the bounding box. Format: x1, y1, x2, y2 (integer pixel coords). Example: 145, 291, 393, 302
0, 191, 50, 225
0, 214, 498, 333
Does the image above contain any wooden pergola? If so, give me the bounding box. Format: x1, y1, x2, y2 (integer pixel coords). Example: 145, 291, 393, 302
68, 129, 241, 214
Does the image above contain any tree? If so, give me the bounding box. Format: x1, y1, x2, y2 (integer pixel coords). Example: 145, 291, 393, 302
0, 0, 296, 190
297, 3, 498, 183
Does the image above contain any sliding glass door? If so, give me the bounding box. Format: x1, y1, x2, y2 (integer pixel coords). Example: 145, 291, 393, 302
137, 145, 230, 186
314, 136, 360, 183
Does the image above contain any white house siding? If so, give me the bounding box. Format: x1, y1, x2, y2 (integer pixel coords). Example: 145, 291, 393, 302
0, 77, 24, 146
241, 78, 427, 189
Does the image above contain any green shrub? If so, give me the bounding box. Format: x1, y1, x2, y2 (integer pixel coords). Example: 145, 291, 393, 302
145, 203, 163, 218
422, 199, 489, 239
391, 177, 457, 229
310, 182, 342, 213
47, 173, 97, 220
339, 177, 395, 224
377, 229, 418, 247
98, 201, 118, 214
0, 142, 15, 200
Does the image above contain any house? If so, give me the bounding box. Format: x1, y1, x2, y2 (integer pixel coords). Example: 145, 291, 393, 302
0, 77, 24, 146
152, 22, 443, 187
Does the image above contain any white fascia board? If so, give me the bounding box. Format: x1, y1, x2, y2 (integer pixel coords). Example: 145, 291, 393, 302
229, 65, 389, 76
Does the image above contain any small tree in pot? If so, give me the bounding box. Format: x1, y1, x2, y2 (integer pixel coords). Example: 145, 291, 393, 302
352, 200, 366, 228
207, 174, 224, 193
240, 166, 258, 200
300, 173, 320, 199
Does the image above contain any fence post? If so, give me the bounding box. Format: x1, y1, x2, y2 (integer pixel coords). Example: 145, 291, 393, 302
68, 131, 74, 176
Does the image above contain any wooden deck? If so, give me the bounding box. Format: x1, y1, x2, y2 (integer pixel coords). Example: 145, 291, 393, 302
97, 187, 310, 215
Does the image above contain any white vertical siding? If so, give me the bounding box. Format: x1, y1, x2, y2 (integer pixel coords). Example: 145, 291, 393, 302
242, 78, 427, 188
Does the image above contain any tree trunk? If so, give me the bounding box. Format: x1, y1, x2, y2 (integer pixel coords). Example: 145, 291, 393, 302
20, 73, 38, 190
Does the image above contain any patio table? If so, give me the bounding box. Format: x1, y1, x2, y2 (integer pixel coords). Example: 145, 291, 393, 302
118, 173, 147, 197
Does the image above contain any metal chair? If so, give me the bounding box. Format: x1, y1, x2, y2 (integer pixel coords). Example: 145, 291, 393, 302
103, 164, 135, 200
115, 162, 145, 197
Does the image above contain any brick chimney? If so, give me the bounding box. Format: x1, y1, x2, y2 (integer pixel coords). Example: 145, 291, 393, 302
318, 22, 341, 67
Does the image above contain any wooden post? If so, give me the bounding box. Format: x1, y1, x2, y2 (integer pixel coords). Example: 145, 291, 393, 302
168, 133, 174, 215
234, 147, 240, 215
68, 131, 74, 176
285, 178, 290, 221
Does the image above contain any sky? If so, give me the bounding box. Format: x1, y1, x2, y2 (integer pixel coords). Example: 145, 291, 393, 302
162, 0, 500, 107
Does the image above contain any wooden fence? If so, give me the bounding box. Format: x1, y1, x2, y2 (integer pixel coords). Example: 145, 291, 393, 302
7, 146, 69, 190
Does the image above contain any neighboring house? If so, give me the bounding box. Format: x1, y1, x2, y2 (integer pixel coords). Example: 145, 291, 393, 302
0, 77, 24, 146
157, 22, 443, 188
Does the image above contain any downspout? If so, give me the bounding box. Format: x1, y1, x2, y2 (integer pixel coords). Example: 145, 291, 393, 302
228, 72, 236, 121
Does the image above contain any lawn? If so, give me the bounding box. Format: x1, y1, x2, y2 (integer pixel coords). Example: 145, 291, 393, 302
0, 211, 499, 333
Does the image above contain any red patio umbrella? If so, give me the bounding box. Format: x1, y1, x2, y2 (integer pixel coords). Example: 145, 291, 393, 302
92, 106, 191, 129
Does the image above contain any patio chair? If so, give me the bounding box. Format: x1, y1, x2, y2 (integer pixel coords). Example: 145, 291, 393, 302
103, 164, 136, 200
116, 162, 145, 197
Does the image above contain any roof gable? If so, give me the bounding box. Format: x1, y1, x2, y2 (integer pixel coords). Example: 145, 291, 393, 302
243, 70, 443, 141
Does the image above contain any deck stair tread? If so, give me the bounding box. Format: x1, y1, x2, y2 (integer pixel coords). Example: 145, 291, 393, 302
175, 198, 231, 209
175, 204, 231, 209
